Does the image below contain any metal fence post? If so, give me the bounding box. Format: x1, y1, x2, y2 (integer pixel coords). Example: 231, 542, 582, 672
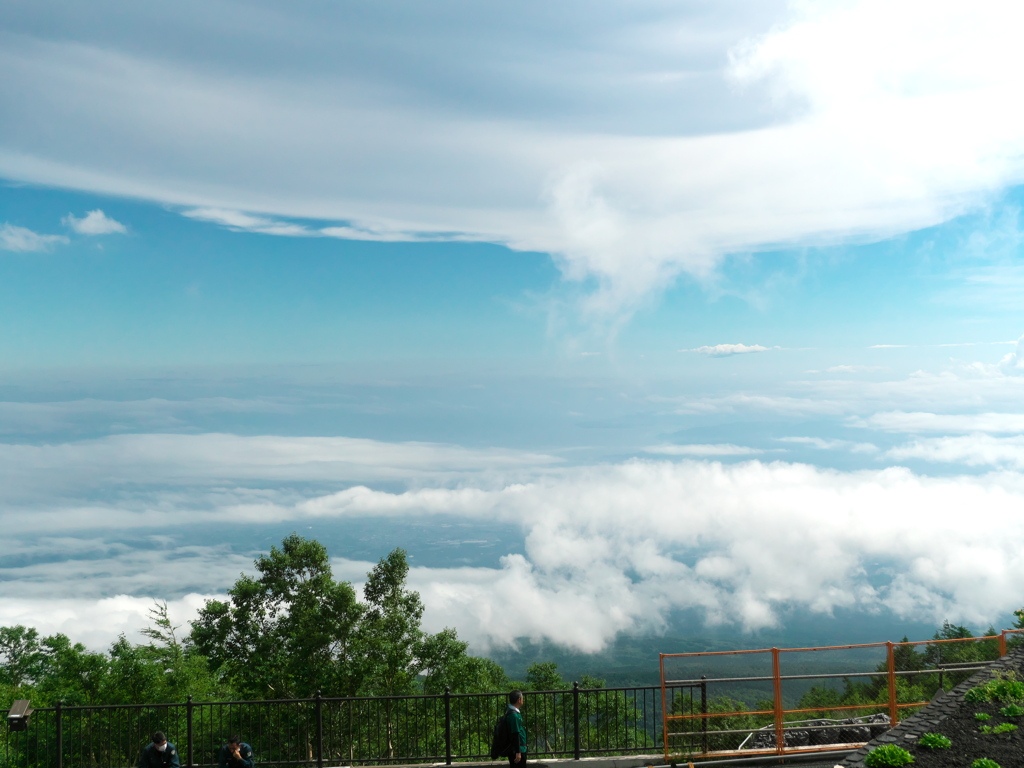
886, 642, 898, 727
186, 695, 194, 767
572, 682, 580, 760
444, 688, 452, 765
659, 654, 669, 762
315, 690, 324, 768
700, 676, 708, 755
55, 700, 63, 768
771, 649, 784, 755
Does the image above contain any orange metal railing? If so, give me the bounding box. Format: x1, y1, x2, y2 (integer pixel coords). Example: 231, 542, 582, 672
659, 628, 1024, 761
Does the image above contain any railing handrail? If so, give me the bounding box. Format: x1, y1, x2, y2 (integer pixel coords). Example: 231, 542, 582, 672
660, 627, 1024, 761
12, 683, 671, 714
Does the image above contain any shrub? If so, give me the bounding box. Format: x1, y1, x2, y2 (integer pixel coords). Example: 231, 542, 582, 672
979, 723, 1016, 735
976, 713, 992, 721
864, 744, 915, 767
999, 703, 1024, 717
971, 760, 1002, 768
966, 674, 1024, 704
989, 680, 1024, 702
916, 733, 951, 749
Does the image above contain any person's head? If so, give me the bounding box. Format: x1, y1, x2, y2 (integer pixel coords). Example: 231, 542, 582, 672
151, 732, 168, 751
227, 736, 241, 748
509, 690, 523, 708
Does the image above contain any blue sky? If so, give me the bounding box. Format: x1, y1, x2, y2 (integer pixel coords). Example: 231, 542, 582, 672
4, 0, 1024, 654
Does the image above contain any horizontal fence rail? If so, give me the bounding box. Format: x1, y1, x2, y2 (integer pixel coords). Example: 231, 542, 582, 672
660, 627, 1024, 762
2, 684, 664, 768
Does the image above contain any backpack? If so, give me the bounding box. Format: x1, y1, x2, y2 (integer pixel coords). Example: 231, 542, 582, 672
489, 712, 512, 760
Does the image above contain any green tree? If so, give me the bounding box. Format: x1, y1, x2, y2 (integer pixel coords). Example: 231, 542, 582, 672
0, 625, 45, 689
34, 634, 109, 706
190, 533, 363, 698
355, 548, 428, 696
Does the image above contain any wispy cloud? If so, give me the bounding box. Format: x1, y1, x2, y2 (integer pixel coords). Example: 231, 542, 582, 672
61, 209, 126, 235
0, 223, 68, 252
6, 2, 1024, 310
644, 443, 763, 456
858, 411, 1024, 434
184, 207, 461, 243
778, 436, 878, 453
827, 365, 883, 374
686, 343, 774, 357
888, 434, 1024, 469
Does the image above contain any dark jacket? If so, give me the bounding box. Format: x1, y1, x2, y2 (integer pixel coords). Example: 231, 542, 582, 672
505, 705, 527, 755
219, 742, 255, 768
137, 742, 181, 768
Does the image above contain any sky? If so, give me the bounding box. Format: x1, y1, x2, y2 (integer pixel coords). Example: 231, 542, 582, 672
4, 0, 1024, 655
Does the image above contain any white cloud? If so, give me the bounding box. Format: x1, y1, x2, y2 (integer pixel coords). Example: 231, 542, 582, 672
0, 223, 68, 252
61, 209, 126, 235
1000, 333, 1024, 374
183, 208, 312, 237
6, 443, 1024, 651
5, 2, 1024, 309
888, 434, 1024, 469
687, 343, 773, 357
827, 365, 883, 374
778, 437, 878, 453
666, 393, 846, 416
860, 411, 1024, 434
0, 433, 562, 527
644, 443, 763, 456
0, 594, 216, 651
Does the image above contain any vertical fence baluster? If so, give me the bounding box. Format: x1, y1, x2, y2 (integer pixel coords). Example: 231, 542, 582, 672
315, 691, 323, 768
886, 642, 898, 727
54, 700, 62, 768
572, 682, 580, 760
443, 688, 451, 765
771, 648, 783, 756
185, 695, 193, 767
700, 676, 707, 755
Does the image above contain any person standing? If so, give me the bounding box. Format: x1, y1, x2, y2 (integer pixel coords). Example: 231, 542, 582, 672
137, 731, 181, 768
505, 691, 527, 768
219, 735, 255, 768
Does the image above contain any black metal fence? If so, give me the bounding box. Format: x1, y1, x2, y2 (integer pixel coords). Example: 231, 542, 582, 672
2, 685, 683, 768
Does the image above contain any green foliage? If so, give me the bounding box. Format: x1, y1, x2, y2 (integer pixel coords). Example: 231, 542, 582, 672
999, 703, 1024, 717
190, 533, 364, 698
0, 626, 45, 689
988, 678, 1024, 702
972, 759, 1002, 768
963, 674, 1024, 705
979, 723, 1017, 735
917, 733, 951, 749
797, 684, 842, 715
864, 744, 914, 767
976, 712, 993, 720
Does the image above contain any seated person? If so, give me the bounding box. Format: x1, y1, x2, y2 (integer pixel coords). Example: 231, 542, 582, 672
219, 735, 255, 768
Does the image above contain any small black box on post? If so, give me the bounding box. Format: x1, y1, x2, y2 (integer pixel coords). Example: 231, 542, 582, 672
6, 700, 32, 731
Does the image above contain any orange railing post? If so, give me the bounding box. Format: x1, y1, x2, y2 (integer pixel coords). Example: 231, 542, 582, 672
886, 641, 898, 727
771, 648, 784, 755
1000, 631, 1008, 657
